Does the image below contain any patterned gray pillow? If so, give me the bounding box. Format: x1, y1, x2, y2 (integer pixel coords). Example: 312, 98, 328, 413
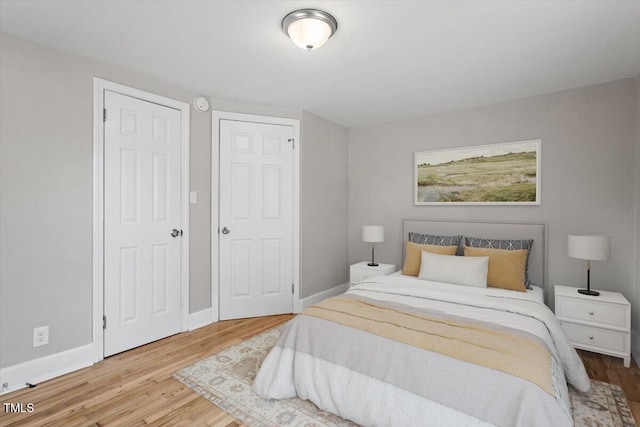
408, 233, 461, 247
464, 237, 534, 289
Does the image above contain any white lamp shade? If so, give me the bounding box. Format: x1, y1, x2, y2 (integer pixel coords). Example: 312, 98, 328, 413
362, 225, 384, 243
287, 18, 333, 50
568, 235, 610, 261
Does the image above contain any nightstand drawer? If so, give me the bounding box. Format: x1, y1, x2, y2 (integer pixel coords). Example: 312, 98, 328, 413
554, 285, 631, 367
349, 262, 396, 285
556, 297, 626, 328
350, 268, 381, 284
560, 321, 628, 353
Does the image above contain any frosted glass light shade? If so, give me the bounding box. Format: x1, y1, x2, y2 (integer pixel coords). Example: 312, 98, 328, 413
282, 9, 338, 51
363, 226, 384, 243
568, 235, 610, 261
287, 19, 332, 50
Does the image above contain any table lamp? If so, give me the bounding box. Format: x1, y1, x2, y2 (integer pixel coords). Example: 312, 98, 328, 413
362, 226, 384, 267
568, 234, 610, 296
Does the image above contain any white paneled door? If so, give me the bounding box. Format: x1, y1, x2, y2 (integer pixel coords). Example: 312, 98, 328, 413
103, 90, 182, 356
219, 119, 294, 320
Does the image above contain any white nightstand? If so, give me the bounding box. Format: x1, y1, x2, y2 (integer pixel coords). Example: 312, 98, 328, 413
350, 262, 396, 287
555, 285, 631, 368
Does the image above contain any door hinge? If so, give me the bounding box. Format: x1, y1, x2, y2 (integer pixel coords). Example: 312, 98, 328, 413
288, 138, 295, 149
292, 284, 294, 294
103, 316, 107, 329
103, 108, 107, 122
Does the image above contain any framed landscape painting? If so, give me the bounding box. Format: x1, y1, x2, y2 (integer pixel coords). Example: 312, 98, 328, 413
414, 139, 541, 205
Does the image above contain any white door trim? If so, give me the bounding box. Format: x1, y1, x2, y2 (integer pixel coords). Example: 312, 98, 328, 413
212, 111, 300, 322
92, 78, 190, 362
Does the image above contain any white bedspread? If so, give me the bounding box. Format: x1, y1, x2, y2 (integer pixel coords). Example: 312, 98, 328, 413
254, 275, 590, 427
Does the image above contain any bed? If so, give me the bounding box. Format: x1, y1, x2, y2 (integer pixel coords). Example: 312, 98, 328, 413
253, 220, 590, 427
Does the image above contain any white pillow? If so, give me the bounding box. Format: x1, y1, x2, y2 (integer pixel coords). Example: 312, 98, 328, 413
418, 251, 489, 288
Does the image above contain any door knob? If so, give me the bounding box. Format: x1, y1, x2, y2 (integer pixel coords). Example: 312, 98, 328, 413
221, 227, 230, 234
170, 229, 183, 237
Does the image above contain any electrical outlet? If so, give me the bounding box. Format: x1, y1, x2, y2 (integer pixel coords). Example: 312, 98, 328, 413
33, 326, 49, 347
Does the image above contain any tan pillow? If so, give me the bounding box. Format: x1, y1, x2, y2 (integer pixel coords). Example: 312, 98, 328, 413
463, 246, 528, 292
402, 241, 457, 276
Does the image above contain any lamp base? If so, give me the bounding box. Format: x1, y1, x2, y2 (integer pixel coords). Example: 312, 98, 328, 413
578, 288, 600, 296
367, 262, 379, 267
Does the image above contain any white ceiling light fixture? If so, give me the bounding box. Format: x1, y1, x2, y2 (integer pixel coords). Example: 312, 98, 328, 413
282, 9, 338, 51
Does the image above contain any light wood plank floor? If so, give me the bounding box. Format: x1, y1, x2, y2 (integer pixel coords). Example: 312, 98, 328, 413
1, 314, 638, 426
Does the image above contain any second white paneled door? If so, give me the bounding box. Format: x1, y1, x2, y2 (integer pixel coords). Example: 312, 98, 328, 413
103, 90, 183, 356
219, 119, 294, 320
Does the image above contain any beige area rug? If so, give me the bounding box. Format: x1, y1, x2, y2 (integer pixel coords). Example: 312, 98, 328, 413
174, 325, 636, 427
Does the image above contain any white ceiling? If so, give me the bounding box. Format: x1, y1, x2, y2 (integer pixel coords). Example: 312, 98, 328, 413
1, 1, 639, 128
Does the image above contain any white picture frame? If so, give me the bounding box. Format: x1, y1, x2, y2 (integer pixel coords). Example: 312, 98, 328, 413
414, 139, 541, 206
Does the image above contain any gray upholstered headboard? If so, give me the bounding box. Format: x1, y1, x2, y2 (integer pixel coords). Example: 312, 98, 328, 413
402, 219, 548, 301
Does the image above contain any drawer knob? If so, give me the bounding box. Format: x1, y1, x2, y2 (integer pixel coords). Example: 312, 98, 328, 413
588, 311, 594, 315
589, 336, 594, 340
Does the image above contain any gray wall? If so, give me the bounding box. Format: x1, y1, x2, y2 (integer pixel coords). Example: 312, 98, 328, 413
0, 34, 347, 369
0, 34, 215, 368
1, 30, 635, 370
348, 78, 639, 326
300, 112, 350, 298
636, 77, 640, 338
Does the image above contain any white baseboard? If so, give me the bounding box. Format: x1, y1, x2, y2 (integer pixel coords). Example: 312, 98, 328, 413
0, 343, 95, 396
294, 283, 350, 313
0, 309, 214, 396
632, 329, 640, 368
187, 307, 214, 331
